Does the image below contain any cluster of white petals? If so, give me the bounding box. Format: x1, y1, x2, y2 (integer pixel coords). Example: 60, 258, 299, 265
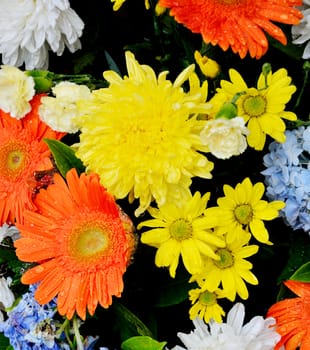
0, 277, 15, 311
0, 0, 84, 69
0, 65, 35, 119
292, 0, 310, 59
0, 224, 20, 243
171, 303, 281, 350
39, 81, 92, 133
200, 117, 249, 159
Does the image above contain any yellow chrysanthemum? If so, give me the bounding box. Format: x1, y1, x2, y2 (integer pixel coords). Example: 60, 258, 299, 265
189, 286, 228, 323
138, 192, 225, 278
191, 231, 259, 301
76, 51, 214, 216
205, 177, 285, 244
213, 67, 297, 150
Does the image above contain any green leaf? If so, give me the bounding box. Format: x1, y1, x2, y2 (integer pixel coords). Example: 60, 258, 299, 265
0, 332, 11, 349
289, 261, 310, 282
277, 234, 310, 283
44, 139, 85, 178
154, 267, 194, 307
111, 301, 154, 343
121, 336, 167, 350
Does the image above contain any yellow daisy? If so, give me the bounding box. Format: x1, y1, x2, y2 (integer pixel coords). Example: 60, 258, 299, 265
194, 51, 221, 79
138, 191, 225, 278
111, 0, 150, 11
205, 177, 285, 244
189, 286, 228, 323
76, 51, 213, 216
191, 231, 259, 301
213, 67, 297, 150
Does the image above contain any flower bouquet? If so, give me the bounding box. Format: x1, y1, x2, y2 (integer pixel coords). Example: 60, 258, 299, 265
0, 0, 309, 349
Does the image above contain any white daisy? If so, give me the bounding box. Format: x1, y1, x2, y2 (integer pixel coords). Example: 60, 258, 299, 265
171, 303, 281, 350
292, 0, 310, 59
0, 0, 84, 70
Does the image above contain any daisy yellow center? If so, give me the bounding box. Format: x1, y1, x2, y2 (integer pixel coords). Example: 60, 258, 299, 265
69, 222, 110, 261
199, 290, 216, 306
214, 248, 234, 269
0, 141, 29, 179
242, 95, 266, 117
169, 219, 193, 241
234, 204, 253, 225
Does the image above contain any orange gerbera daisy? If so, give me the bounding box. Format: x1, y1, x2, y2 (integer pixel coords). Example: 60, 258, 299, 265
0, 94, 64, 225
159, 0, 303, 59
267, 280, 310, 350
14, 168, 136, 320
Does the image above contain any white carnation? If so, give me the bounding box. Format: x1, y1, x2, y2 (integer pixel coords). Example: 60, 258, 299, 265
0, 65, 35, 119
39, 81, 92, 133
200, 117, 249, 159
0, 0, 84, 69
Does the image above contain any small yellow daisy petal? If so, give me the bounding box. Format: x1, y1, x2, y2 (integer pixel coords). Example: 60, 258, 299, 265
141, 228, 170, 246
249, 218, 270, 243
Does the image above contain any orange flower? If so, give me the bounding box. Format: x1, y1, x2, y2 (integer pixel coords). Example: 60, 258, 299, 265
159, 0, 303, 59
14, 168, 136, 320
267, 280, 310, 350
0, 94, 64, 225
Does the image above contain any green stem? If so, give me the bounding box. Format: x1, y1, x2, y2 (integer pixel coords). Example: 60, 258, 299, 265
73, 314, 84, 350
294, 61, 310, 111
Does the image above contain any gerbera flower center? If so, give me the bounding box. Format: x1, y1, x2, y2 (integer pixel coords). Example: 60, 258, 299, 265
0, 141, 29, 179
234, 204, 253, 225
198, 290, 217, 306
169, 218, 193, 241
242, 94, 266, 117
69, 222, 110, 260
214, 248, 234, 269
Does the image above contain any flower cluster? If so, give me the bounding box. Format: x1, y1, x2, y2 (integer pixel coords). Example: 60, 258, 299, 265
262, 126, 310, 233
0, 0, 309, 349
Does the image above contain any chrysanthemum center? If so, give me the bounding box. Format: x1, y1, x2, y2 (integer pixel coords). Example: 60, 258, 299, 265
214, 248, 234, 269
0, 141, 29, 179
242, 94, 266, 117
199, 290, 216, 306
169, 219, 193, 241
70, 224, 109, 259
234, 204, 253, 225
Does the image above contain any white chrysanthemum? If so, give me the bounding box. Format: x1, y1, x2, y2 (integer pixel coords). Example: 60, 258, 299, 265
0, 224, 20, 243
292, 0, 310, 59
0, 0, 84, 69
0, 277, 15, 309
39, 81, 92, 133
171, 303, 281, 350
200, 117, 249, 159
0, 65, 35, 119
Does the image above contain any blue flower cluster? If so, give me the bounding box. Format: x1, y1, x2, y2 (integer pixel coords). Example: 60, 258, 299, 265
0, 284, 69, 350
262, 126, 310, 233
